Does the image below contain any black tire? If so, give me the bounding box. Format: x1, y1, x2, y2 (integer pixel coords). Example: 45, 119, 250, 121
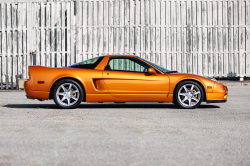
53, 79, 84, 109
172, 100, 177, 105
174, 81, 204, 109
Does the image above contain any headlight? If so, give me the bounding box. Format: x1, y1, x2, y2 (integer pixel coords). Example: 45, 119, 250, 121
207, 77, 218, 82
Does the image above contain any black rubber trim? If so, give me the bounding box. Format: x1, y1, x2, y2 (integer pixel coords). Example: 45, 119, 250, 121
206, 100, 227, 103
69, 56, 104, 69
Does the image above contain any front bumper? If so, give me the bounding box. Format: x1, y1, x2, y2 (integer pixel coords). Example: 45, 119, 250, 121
206, 83, 228, 103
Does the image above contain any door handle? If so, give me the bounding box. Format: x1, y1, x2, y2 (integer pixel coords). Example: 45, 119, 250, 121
107, 73, 109, 75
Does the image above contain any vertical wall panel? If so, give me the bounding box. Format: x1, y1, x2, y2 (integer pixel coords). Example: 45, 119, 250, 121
45, 2, 51, 67
22, 3, 27, 78
202, 1, 208, 76
75, 0, 80, 62
51, 2, 55, 67
247, 0, 250, 76
66, 1, 71, 65
145, 0, 149, 61
17, 3, 22, 78
97, 0, 102, 57
192, 1, 197, 75
119, 1, 124, 55
212, 0, 217, 77
181, 1, 186, 73
1, 4, 6, 84
56, 2, 61, 67
41, 3, 45, 67
239, 0, 245, 77
135, 0, 140, 60
155, 0, 160, 66
150, 0, 155, 64
61, 2, 65, 66
89, 1, 93, 58
103, 1, 108, 56
35, 3, 40, 66
170, 0, 175, 71
218, 0, 223, 77
129, 0, 134, 56
228, 0, 233, 77
12, 3, 17, 86
187, 0, 191, 73
27, 2, 31, 75
233, 0, 238, 77
7, 3, 11, 89
160, 0, 165, 68
70, 1, 74, 65
207, 0, 212, 77
197, 0, 202, 76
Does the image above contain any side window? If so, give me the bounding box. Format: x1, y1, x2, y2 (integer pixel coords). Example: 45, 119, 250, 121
106, 57, 150, 73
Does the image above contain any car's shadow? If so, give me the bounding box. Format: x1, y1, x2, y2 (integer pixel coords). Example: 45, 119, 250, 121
3, 103, 220, 109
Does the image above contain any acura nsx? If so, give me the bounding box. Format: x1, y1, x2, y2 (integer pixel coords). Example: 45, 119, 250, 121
24, 55, 228, 109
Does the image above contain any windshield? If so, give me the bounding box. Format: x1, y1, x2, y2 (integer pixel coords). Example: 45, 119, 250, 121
138, 57, 170, 73
69, 56, 104, 69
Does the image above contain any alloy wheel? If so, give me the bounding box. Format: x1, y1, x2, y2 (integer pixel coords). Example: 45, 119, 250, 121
177, 84, 201, 107
56, 83, 80, 107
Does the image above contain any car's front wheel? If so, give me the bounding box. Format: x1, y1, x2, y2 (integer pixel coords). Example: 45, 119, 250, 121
53, 79, 84, 109
174, 81, 204, 109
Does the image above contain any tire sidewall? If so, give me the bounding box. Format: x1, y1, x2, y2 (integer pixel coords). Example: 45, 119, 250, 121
53, 79, 84, 109
174, 81, 204, 109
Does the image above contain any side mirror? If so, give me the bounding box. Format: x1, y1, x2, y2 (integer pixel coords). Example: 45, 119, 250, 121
148, 68, 157, 75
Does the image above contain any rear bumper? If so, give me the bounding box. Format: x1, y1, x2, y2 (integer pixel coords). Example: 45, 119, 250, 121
207, 99, 227, 103
25, 79, 50, 100
25, 89, 50, 100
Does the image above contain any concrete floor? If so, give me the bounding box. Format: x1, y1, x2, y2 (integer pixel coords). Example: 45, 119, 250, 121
0, 86, 250, 166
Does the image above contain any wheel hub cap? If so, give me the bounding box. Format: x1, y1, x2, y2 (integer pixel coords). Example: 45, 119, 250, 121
187, 92, 192, 98
66, 91, 71, 97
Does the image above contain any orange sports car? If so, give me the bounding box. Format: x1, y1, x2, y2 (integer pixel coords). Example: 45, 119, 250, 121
24, 55, 228, 109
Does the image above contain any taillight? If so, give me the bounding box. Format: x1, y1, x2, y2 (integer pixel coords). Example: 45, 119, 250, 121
223, 86, 228, 91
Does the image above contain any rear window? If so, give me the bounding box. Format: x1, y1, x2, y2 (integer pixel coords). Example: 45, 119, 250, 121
69, 56, 104, 69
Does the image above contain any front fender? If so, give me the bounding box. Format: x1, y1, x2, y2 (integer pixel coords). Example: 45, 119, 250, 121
168, 73, 215, 96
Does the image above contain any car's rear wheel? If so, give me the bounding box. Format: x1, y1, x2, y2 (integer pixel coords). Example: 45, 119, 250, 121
174, 81, 204, 109
53, 79, 84, 109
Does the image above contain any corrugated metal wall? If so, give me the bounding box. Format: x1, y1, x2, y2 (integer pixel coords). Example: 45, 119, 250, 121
0, 0, 250, 89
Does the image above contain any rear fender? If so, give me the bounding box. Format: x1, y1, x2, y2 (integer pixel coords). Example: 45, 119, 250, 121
28, 66, 86, 92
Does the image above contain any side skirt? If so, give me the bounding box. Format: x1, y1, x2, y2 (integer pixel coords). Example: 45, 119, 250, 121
86, 94, 173, 102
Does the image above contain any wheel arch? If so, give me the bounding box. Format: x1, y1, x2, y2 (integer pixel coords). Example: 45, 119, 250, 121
49, 77, 86, 102
173, 79, 207, 102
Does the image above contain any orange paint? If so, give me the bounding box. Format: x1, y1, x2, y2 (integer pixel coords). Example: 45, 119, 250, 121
24, 55, 228, 103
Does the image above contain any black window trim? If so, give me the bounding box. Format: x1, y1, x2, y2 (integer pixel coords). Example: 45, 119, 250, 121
136, 56, 166, 74
105, 56, 161, 74
69, 56, 104, 69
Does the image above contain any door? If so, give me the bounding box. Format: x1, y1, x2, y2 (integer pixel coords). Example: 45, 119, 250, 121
103, 56, 169, 99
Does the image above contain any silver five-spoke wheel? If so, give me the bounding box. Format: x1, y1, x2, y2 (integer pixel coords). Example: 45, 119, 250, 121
177, 83, 202, 108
